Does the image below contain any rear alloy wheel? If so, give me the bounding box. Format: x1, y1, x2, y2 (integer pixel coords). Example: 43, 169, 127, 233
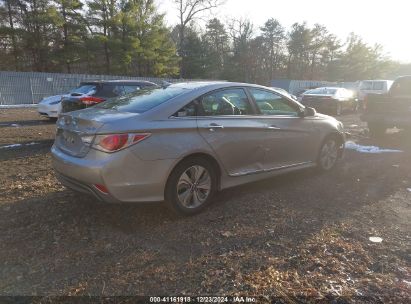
318, 138, 339, 171
165, 158, 217, 215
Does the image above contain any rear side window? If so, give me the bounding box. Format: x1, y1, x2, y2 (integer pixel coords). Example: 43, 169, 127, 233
95, 85, 120, 98
123, 85, 141, 94
373, 82, 384, 90
96, 87, 187, 113
360, 81, 373, 90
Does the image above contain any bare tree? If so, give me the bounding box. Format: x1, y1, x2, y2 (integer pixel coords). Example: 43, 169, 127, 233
174, 0, 223, 77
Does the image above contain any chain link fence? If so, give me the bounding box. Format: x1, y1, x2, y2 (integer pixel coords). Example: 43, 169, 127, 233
0, 71, 198, 105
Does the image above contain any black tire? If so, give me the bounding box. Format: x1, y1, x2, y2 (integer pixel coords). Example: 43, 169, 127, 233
368, 122, 386, 138
317, 136, 340, 171
165, 157, 217, 215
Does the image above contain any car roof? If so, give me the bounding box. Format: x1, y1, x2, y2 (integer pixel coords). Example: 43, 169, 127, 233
167, 81, 275, 91
80, 80, 158, 85
360, 80, 392, 82
395, 76, 411, 81
312, 87, 341, 90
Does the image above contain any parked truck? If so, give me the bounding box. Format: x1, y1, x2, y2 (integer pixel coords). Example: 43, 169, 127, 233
361, 76, 411, 137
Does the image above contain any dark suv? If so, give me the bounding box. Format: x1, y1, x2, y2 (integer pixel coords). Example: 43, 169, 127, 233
61, 80, 159, 113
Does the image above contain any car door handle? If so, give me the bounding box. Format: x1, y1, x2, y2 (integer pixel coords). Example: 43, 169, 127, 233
207, 123, 224, 131
267, 125, 281, 130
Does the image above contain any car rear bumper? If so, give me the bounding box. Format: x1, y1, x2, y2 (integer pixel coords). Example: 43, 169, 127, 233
361, 113, 411, 127
51, 144, 176, 203
304, 101, 336, 113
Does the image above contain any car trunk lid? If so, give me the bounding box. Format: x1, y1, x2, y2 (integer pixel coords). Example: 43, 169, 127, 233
55, 109, 139, 157
303, 94, 334, 102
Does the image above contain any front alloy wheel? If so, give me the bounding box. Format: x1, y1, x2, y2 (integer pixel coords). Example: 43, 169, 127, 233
318, 138, 339, 171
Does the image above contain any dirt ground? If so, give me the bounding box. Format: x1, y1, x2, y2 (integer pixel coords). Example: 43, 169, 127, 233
0, 108, 410, 302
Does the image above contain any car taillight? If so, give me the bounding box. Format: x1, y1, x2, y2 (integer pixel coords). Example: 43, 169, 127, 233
80, 96, 105, 105
94, 184, 109, 194
92, 133, 151, 152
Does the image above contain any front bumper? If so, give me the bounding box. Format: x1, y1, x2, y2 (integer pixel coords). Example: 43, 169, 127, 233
51, 145, 177, 203
38, 103, 61, 118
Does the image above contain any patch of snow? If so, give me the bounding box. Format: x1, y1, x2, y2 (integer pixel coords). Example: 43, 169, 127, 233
369, 237, 383, 243
0, 144, 22, 149
0, 142, 40, 149
345, 141, 403, 154
407, 188, 411, 192
0, 104, 37, 108
10, 123, 20, 127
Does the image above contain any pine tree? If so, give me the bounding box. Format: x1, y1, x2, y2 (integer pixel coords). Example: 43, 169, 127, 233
53, 0, 87, 73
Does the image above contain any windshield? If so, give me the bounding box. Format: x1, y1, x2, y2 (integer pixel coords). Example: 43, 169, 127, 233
305, 88, 337, 95
95, 87, 187, 113
71, 84, 97, 95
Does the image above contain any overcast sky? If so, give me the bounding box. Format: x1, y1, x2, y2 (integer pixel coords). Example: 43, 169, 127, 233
157, 0, 411, 63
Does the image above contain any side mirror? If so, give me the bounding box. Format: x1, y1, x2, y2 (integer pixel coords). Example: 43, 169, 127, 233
300, 107, 316, 117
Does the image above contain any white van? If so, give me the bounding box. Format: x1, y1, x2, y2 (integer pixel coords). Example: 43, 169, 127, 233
358, 80, 393, 101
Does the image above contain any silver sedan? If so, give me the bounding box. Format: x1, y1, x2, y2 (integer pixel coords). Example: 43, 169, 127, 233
51, 82, 345, 215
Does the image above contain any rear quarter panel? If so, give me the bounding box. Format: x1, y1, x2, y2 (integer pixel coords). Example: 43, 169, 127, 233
112, 117, 216, 161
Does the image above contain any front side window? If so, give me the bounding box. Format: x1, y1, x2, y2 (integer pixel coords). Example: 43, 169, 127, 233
250, 88, 298, 116
198, 88, 252, 116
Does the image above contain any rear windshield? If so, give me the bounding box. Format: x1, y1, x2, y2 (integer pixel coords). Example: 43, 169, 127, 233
305, 88, 337, 95
71, 84, 97, 95
95, 87, 187, 113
